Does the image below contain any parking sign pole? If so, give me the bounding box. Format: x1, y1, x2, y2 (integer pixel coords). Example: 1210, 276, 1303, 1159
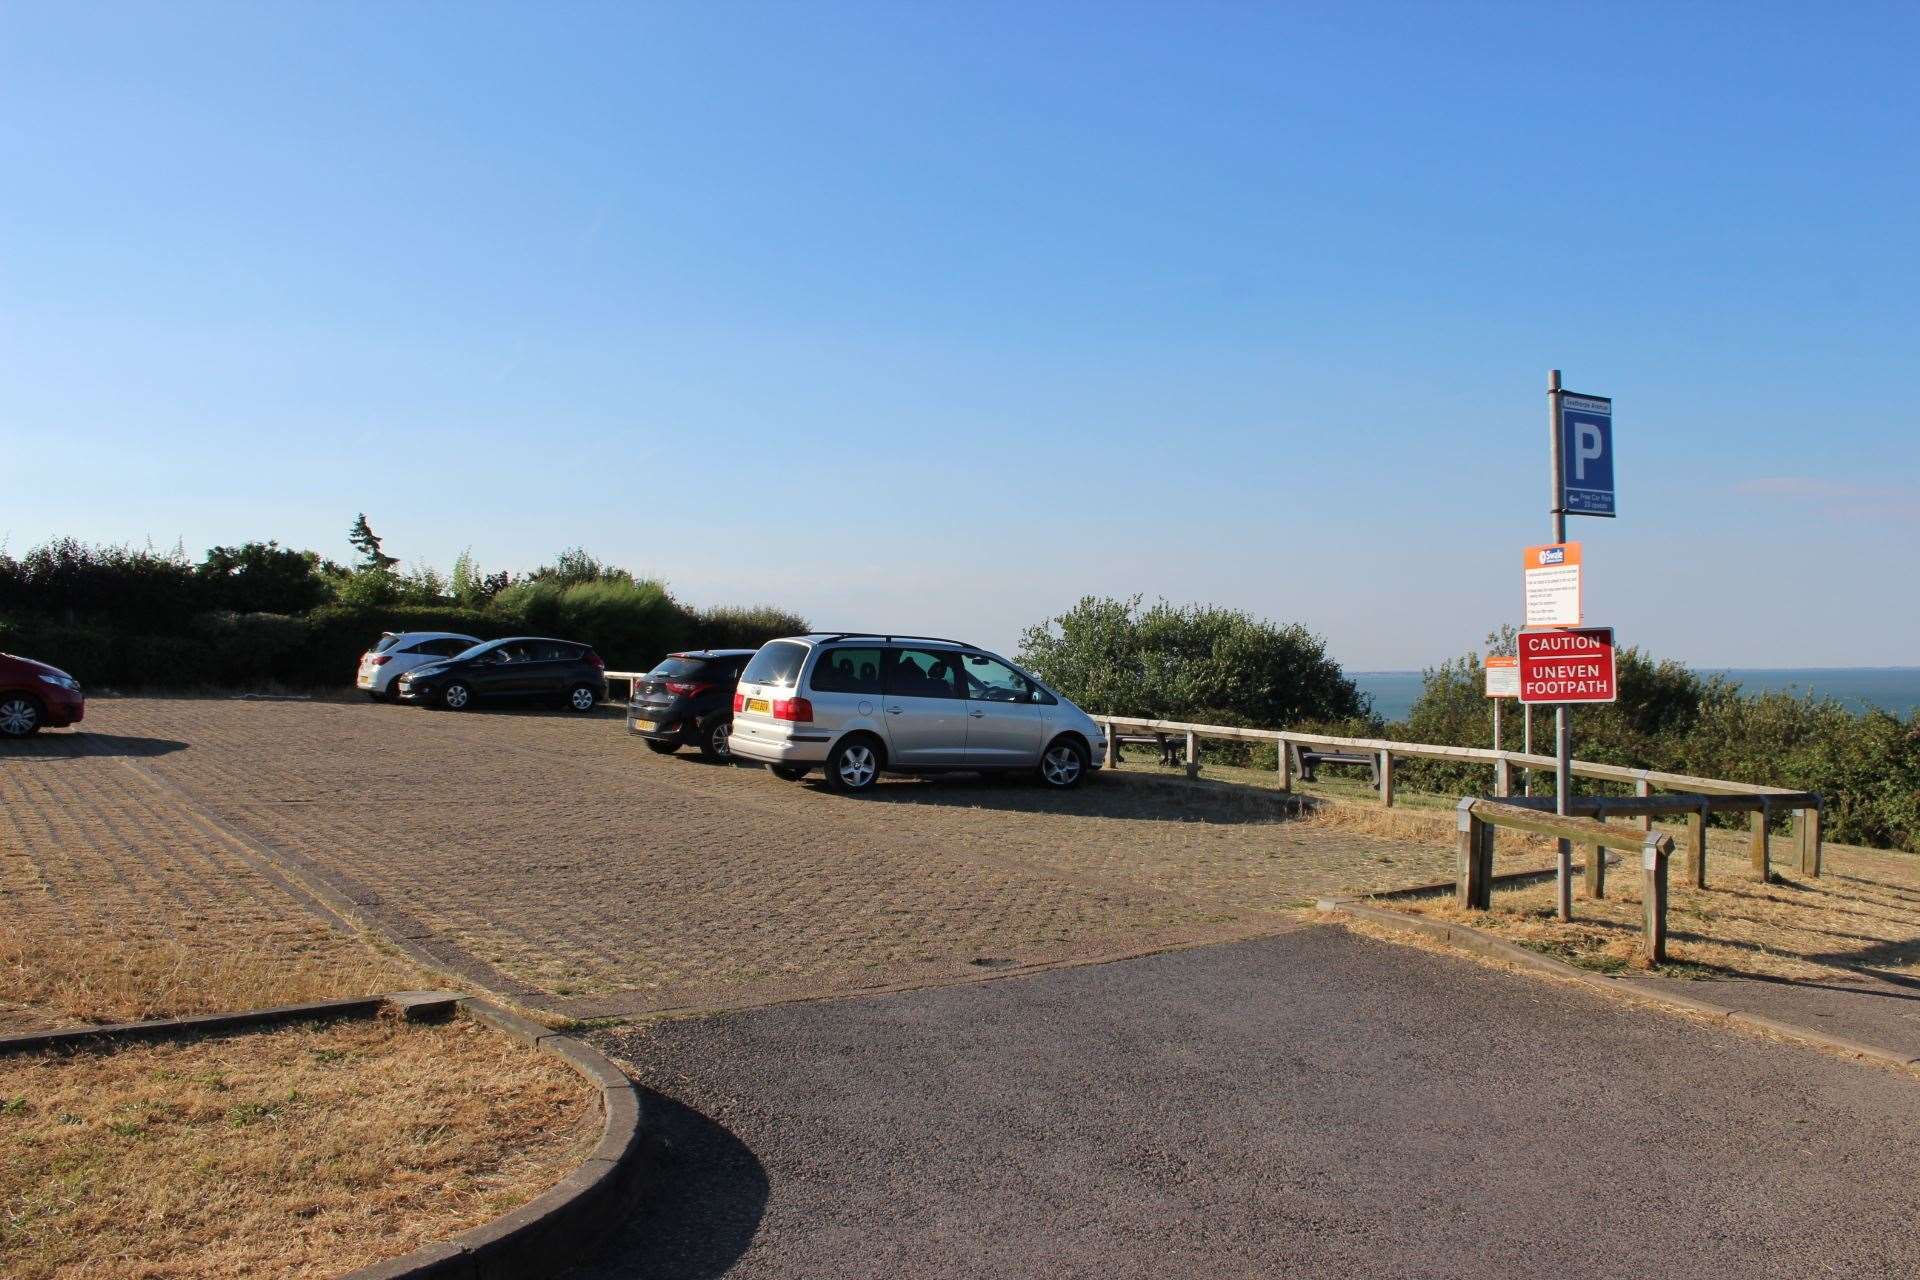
1548, 368, 1573, 922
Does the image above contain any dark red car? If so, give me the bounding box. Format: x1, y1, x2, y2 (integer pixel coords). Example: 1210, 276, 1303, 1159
0, 653, 85, 738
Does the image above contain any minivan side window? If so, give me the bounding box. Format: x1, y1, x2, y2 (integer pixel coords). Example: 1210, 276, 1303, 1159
961, 653, 1036, 703
885, 648, 962, 700
811, 648, 883, 694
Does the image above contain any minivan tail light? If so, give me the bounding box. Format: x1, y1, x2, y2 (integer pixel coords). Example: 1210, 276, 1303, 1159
664, 680, 713, 697
732, 692, 745, 712
772, 697, 813, 723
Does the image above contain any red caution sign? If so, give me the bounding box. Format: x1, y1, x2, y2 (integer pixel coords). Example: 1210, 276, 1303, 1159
1518, 627, 1617, 704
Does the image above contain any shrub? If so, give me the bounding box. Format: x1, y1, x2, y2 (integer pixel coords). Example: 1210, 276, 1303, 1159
1017, 595, 1369, 727
686, 605, 810, 651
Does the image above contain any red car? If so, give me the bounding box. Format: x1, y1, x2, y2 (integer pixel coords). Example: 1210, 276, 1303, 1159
0, 653, 85, 738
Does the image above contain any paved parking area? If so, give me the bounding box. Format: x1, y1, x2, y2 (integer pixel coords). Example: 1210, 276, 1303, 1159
579, 925, 1920, 1279
10, 698, 1473, 1018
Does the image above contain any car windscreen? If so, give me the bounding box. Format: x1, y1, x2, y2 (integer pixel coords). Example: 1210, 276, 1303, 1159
739, 641, 807, 688
648, 656, 714, 679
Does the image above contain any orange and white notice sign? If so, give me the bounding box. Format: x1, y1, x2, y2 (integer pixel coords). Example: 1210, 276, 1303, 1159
1523, 542, 1582, 628
1484, 655, 1519, 699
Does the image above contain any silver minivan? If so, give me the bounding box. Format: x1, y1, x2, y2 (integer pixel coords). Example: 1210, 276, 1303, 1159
728, 633, 1107, 794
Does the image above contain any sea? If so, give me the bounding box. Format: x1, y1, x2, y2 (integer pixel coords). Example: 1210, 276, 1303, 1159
1352, 667, 1920, 724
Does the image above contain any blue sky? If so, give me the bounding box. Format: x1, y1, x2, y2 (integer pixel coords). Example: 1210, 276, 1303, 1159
5, 2, 1916, 667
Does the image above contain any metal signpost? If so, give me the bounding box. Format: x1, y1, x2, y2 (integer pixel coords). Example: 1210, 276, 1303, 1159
1484, 656, 1518, 751
1542, 369, 1615, 920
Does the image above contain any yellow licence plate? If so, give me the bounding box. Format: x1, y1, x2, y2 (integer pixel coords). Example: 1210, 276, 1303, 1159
632, 719, 657, 732
746, 698, 770, 714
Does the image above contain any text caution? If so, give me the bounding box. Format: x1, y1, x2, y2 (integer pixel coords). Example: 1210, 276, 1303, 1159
1518, 626, 1617, 704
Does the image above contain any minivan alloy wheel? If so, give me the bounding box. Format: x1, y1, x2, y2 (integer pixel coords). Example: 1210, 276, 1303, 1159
834, 742, 878, 790
0, 697, 40, 737
1041, 742, 1085, 787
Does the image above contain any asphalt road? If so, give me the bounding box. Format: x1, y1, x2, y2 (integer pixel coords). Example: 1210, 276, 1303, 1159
580, 925, 1920, 1279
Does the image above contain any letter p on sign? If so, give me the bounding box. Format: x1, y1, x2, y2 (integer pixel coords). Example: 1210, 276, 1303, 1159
1573, 423, 1603, 480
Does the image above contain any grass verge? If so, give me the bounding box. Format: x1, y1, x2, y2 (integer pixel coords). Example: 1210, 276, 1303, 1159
1377, 837, 1920, 981
0, 1015, 597, 1280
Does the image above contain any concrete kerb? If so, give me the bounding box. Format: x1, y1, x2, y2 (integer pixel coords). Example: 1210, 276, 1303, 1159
0, 991, 648, 1280
1318, 896, 1920, 1074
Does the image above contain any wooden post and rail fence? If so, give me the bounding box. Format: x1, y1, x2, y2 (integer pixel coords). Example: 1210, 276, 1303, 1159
1090, 713, 1824, 880
1094, 713, 1825, 965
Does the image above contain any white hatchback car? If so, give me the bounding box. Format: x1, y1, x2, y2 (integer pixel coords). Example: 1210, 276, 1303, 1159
728, 633, 1106, 794
356, 631, 481, 702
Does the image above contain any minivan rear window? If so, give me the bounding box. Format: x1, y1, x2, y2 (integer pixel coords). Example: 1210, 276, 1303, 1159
740, 641, 807, 688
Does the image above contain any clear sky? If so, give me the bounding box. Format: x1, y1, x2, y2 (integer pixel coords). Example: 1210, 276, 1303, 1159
5, 3, 1916, 668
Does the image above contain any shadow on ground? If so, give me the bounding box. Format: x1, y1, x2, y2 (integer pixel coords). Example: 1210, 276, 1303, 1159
4, 731, 189, 759
790, 769, 1295, 825
567, 1088, 768, 1280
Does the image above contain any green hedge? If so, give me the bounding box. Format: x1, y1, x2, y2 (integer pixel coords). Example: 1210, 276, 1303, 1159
0, 599, 811, 692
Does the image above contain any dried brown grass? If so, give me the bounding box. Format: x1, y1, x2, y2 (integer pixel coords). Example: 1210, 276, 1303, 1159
0, 1015, 597, 1280
1382, 837, 1920, 981
0, 922, 419, 1032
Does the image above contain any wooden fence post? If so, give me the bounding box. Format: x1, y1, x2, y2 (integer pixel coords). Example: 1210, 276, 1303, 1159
1184, 730, 1199, 779
1102, 722, 1117, 770
1642, 833, 1671, 964
1584, 841, 1606, 899
1750, 801, 1770, 882
1456, 799, 1489, 910
1635, 774, 1653, 833
1278, 736, 1292, 792
1379, 751, 1395, 808
1800, 802, 1823, 878
1687, 803, 1708, 889
1494, 757, 1511, 798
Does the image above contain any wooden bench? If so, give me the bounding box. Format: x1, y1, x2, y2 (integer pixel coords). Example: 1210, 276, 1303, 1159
1115, 733, 1185, 767
1293, 745, 1380, 789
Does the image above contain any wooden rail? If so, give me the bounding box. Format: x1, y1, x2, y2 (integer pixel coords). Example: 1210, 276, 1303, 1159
1457, 798, 1677, 961
1091, 713, 1824, 878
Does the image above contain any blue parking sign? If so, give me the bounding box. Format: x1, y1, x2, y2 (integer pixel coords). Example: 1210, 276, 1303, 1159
1559, 393, 1614, 517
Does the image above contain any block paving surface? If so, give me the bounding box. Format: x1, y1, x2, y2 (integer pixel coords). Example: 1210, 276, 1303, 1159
5, 698, 1490, 1018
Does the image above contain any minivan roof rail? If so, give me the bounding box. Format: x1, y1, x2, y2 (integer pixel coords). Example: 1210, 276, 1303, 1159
811, 632, 972, 647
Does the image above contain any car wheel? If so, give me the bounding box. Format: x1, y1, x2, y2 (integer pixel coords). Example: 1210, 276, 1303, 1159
441, 681, 473, 711
384, 680, 407, 704
0, 694, 42, 738
770, 764, 810, 781
1038, 736, 1089, 789
644, 739, 679, 754
825, 735, 882, 794
567, 683, 599, 713
698, 716, 732, 761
